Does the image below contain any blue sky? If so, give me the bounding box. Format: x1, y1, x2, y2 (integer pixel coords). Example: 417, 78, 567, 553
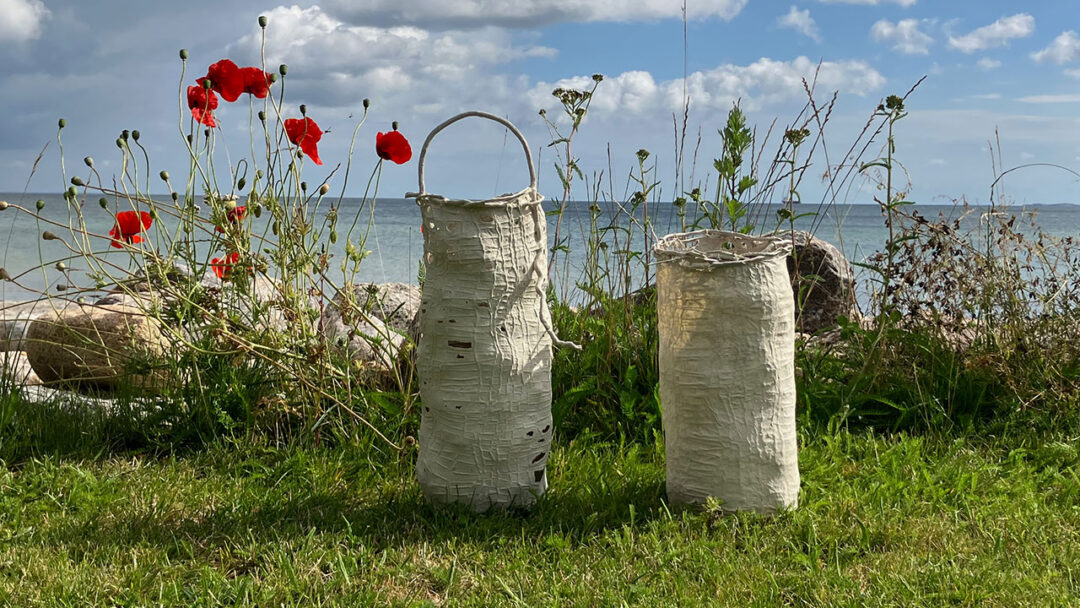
1, 0, 1078, 205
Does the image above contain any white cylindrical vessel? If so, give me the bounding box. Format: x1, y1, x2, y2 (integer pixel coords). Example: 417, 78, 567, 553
408, 112, 561, 511
655, 230, 799, 513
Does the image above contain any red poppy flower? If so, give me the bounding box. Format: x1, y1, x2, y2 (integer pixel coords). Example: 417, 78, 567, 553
239, 67, 273, 99
211, 252, 243, 280
215, 205, 247, 233
198, 59, 244, 103
109, 210, 153, 249
284, 117, 323, 165
187, 85, 219, 127
376, 130, 411, 164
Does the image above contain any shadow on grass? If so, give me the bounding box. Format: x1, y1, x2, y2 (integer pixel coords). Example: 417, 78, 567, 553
36, 441, 670, 560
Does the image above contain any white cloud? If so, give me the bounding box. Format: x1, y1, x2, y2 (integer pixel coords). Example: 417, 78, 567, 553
322, 0, 748, 28
531, 56, 885, 116
1018, 94, 1080, 104
1031, 31, 1080, 64
970, 93, 1002, 100
777, 6, 820, 42
1066, 68, 1080, 79
870, 19, 933, 55
947, 14, 1034, 54
232, 5, 557, 112
0, 0, 50, 43
818, 0, 917, 7
976, 58, 1002, 70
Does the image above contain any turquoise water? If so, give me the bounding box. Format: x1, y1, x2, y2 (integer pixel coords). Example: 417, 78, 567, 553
1, 192, 1078, 305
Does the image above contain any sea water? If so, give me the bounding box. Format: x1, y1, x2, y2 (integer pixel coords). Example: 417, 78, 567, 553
1, 192, 1077, 306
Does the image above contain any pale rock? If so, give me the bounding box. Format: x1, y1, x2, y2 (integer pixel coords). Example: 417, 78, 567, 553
25, 303, 169, 389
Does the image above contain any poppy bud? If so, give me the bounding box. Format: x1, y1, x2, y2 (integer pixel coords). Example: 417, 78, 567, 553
116, 138, 124, 148
99, 198, 108, 209
159, 170, 170, 182
171, 192, 179, 202
83, 156, 94, 167
42, 231, 58, 241
65, 187, 77, 199
56, 284, 67, 292
71, 176, 84, 186
268, 73, 277, 84
253, 204, 262, 218
300, 104, 307, 116
0, 201, 8, 211
301, 181, 308, 192
132, 130, 140, 141
58, 118, 66, 129
329, 230, 337, 244
0, 268, 9, 281
36, 200, 45, 211
363, 98, 370, 109
256, 170, 264, 180
258, 15, 268, 27
204, 129, 210, 138
258, 110, 266, 122
55, 262, 66, 271
121, 130, 129, 141
237, 177, 246, 191
279, 64, 288, 76
392, 121, 399, 131
272, 221, 279, 236
319, 183, 330, 196
187, 134, 193, 144
179, 49, 188, 60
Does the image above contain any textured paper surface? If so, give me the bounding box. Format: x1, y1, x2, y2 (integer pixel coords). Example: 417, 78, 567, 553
656, 230, 800, 513
415, 189, 553, 511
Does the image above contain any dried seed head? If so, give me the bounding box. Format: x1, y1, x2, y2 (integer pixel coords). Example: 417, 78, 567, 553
42, 231, 59, 241
58, 118, 66, 129
55, 262, 66, 271
0, 268, 9, 281
160, 170, 170, 182
71, 176, 84, 186
179, 49, 189, 60
319, 183, 330, 196
279, 64, 288, 76
83, 156, 94, 167
258, 15, 268, 27
0, 201, 8, 211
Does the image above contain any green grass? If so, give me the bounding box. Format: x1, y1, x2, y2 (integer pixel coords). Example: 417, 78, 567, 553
1, 408, 1078, 606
